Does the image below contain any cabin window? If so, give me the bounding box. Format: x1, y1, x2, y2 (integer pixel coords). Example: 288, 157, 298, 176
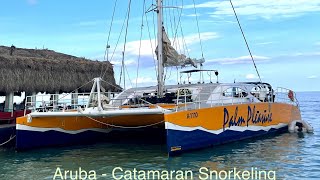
222, 87, 248, 98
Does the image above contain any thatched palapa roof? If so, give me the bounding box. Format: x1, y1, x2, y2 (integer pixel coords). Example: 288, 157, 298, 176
0, 45, 119, 94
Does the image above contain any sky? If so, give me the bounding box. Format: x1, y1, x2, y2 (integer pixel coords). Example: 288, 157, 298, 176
0, 0, 319, 92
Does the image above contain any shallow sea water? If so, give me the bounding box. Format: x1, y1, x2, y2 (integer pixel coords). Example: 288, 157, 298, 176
0, 92, 319, 179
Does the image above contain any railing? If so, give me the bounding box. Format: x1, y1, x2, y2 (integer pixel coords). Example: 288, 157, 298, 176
109, 92, 169, 109
25, 92, 118, 114
24, 91, 158, 114
275, 87, 299, 107
174, 84, 299, 112
24, 85, 299, 114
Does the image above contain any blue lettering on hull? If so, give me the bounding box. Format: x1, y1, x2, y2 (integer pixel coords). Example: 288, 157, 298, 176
223, 106, 272, 130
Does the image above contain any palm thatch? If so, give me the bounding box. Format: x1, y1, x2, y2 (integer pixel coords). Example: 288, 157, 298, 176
0, 45, 119, 94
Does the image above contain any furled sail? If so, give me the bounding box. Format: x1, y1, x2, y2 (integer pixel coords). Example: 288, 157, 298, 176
156, 28, 204, 68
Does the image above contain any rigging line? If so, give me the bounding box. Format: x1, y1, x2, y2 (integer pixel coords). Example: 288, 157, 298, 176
168, 0, 175, 40
124, 63, 134, 89
164, 0, 169, 31
171, 0, 178, 45
177, 0, 184, 55
100, 79, 122, 90
180, 23, 190, 57
172, 0, 183, 42
172, 0, 183, 53
151, 1, 157, 76
144, 1, 158, 79
100, 0, 118, 77
166, 66, 173, 80
121, 0, 133, 89
102, 2, 131, 79
177, 0, 188, 56
192, 0, 204, 59
171, 0, 177, 46
118, 60, 123, 85
164, 67, 167, 84
229, 0, 262, 82
176, 66, 179, 84
100, 0, 118, 80
136, 0, 147, 89
57, 79, 94, 102
152, 4, 157, 50
103, 0, 118, 61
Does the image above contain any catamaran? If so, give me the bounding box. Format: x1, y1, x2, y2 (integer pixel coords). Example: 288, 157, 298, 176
15, 0, 312, 155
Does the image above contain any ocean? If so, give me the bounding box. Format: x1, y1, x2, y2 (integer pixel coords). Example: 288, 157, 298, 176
0, 92, 319, 179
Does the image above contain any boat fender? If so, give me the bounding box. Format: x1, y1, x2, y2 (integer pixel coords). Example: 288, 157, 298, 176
77, 106, 84, 113
258, 86, 267, 101
288, 120, 313, 133
27, 114, 32, 123
288, 90, 294, 102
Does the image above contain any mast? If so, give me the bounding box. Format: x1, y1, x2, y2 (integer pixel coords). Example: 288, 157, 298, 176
157, 0, 164, 97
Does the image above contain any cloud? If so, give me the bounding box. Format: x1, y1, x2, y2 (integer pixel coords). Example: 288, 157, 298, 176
132, 77, 157, 84
246, 73, 258, 80
307, 75, 318, 79
183, 13, 201, 17
315, 42, 320, 46
110, 59, 136, 66
129, 76, 158, 87
207, 55, 270, 65
184, 0, 320, 19
183, 32, 219, 45
288, 52, 320, 58
27, 0, 37, 5
98, 32, 219, 68
124, 32, 218, 57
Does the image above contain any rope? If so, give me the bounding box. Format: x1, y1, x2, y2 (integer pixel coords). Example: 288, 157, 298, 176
100, 79, 122, 91
229, 0, 262, 82
57, 79, 94, 102
80, 112, 164, 129
0, 134, 16, 147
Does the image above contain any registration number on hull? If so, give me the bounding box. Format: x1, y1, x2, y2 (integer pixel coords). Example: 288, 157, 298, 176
187, 112, 198, 119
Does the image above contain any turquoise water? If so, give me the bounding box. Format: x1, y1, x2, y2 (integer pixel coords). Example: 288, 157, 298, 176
0, 92, 319, 179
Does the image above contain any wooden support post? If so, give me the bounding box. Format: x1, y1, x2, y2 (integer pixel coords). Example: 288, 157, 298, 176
4, 92, 14, 112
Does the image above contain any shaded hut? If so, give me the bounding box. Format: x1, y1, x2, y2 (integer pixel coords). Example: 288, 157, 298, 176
0, 45, 119, 95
